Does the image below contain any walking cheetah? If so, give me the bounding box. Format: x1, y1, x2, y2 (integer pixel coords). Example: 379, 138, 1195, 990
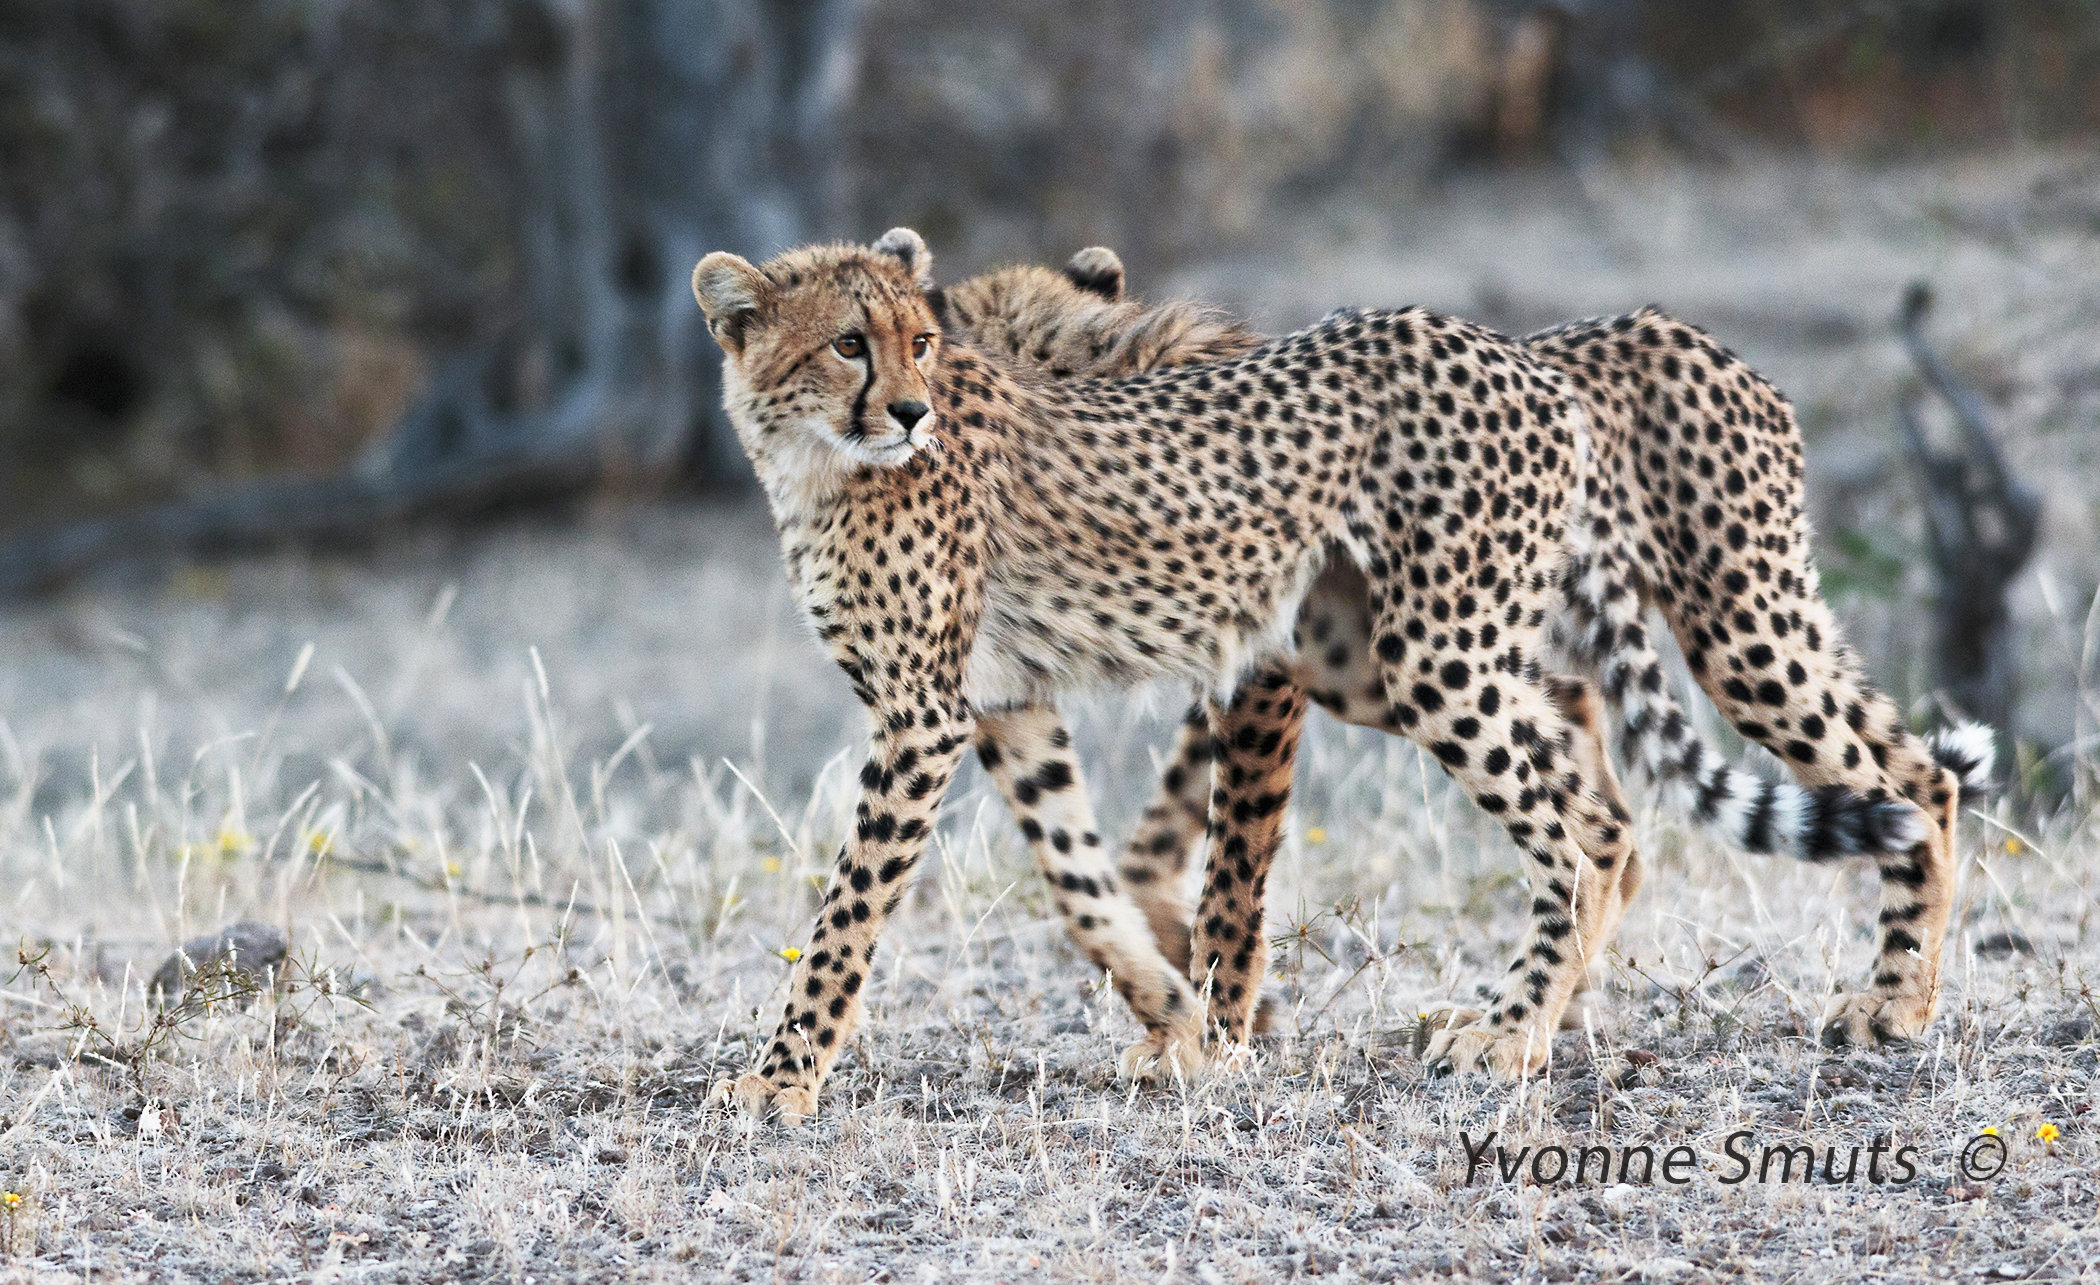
695, 226, 1672, 1117
941, 248, 1994, 1052
943, 247, 1993, 1051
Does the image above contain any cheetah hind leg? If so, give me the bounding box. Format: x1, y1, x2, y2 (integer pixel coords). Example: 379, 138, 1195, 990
1820, 754, 1964, 1047
1398, 647, 1636, 1081
1124, 699, 1288, 1042
1547, 676, 1643, 1027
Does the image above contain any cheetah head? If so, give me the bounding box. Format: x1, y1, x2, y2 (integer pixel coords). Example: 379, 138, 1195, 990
693, 228, 944, 495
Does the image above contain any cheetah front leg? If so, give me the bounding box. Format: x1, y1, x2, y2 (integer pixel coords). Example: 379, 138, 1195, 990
1114, 563, 1384, 976
714, 712, 973, 1122
974, 707, 1206, 1081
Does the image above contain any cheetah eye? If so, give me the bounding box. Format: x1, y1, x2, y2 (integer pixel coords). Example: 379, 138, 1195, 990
832, 334, 866, 359
911, 333, 933, 359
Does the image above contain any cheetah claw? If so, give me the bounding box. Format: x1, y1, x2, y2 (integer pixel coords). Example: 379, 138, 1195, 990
709, 1073, 819, 1124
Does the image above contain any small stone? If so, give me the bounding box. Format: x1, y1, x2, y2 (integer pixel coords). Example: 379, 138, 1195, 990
148, 921, 288, 1005
1606, 1048, 1663, 1088
1975, 931, 2034, 960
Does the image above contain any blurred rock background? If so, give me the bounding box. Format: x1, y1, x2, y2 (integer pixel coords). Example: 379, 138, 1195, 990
1, 0, 2097, 768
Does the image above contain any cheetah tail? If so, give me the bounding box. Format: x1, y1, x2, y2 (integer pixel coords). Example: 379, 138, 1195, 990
1925, 721, 1997, 795
1557, 556, 1926, 863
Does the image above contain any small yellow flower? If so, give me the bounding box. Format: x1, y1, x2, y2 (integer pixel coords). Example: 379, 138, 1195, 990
444, 862, 463, 879
2, 1191, 20, 1209
760, 856, 783, 874
215, 829, 252, 857
1981, 1126, 1998, 1137
308, 832, 334, 856
778, 947, 802, 964
1306, 827, 1328, 844
2005, 836, 2024, 855
2037, 1122, 2060, 1144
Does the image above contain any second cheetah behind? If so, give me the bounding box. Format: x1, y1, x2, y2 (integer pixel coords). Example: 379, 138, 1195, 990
937, 247, 1990, 1053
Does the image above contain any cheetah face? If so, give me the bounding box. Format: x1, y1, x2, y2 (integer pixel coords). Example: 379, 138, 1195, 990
693, 228, 944, 485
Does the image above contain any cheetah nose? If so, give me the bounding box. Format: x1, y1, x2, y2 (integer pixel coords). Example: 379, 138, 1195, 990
887, 400, 929, 431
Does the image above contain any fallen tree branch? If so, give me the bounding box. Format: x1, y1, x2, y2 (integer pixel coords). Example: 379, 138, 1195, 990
0, 356, 616, 600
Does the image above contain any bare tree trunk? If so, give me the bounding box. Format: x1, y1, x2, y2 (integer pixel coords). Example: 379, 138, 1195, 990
0, 0, 868, 596
1894, 281, 2040, 757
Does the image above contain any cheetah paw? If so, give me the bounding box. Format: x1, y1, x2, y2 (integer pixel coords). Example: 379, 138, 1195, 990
1420, 1012, 1553, 1081
1119, 1023, 1205, 1085
1819, 990, 1934, 1048
708, 1073, 819, 1124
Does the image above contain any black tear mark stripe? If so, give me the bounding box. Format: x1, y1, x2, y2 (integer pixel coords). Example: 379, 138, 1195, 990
846, 348, 875, 440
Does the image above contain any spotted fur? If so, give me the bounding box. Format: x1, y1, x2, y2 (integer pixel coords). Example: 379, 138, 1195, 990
697, 229, 1631, 1116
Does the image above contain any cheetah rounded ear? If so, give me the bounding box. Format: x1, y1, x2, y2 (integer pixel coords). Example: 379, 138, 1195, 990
871, 227, 935, 291
692, 252, 770, 351
1063, 247, 1125, 301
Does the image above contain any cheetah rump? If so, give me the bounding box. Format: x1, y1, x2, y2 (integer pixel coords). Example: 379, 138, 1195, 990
691, 228, 1979, 1122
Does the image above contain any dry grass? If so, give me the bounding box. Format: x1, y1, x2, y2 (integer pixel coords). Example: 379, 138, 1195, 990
2, 503, 2094, 1284
3, 155, 2100, 1282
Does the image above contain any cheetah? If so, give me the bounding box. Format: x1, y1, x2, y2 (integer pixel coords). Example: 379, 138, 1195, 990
939, 247, 1994, 1052
693, 225, 1672, 1117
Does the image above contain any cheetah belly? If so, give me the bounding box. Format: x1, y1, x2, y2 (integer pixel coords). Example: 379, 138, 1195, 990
963, 549, 1326, 709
